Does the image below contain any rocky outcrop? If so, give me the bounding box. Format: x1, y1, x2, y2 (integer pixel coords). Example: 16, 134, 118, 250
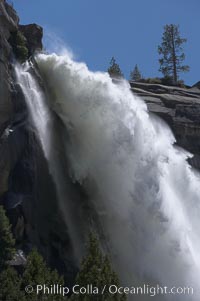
19, 23, 43, 56
192, 81, 200, 89
130, 81, 200, 169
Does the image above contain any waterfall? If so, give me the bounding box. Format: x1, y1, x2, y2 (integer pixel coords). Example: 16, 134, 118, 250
16, 53, 200, 300
14, 62, 86, 261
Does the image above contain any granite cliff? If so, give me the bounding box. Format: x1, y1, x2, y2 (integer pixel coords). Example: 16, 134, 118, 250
1, 0, 200, 283
0, 0, 76, 278
130, 81, 200, 169
0, 0, 42, 196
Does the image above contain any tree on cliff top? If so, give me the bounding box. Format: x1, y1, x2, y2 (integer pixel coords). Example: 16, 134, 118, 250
130, 64, 142, 81
70, 233, 126, 300
158, 24, 189, 85
107, 57, 124, 79
0, 205, 15, 269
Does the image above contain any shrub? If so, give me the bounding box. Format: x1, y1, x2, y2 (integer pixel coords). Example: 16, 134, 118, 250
137, 77, 162, 84
161, 75, 174, 86
9, 31, 28, 62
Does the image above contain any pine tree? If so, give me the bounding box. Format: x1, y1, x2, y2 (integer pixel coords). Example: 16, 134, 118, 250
0, 205, 67, 301
130, 64, 142, 81
70, 233, 126, 301
0, 205, 15, 269
158, 24, 189, 84
107, 57, 123, 79
0, 266, 26, 301
22, 249, 66, 301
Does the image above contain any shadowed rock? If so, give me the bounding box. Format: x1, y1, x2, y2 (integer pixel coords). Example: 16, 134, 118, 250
19, 23, 43, 56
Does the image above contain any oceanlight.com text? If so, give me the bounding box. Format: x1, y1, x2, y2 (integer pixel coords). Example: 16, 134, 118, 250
24, 283, 194, 297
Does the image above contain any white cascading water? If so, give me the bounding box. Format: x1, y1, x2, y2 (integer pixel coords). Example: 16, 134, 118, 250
15, 62, 86, 261
16, 53, 200, 300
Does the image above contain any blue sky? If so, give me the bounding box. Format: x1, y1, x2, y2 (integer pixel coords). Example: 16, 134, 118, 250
12, 0, 200, 85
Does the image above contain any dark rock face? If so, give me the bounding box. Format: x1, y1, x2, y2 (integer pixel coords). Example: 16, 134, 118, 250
130, 82, 200, 169
0, 0, 18, 195
19, 24, 43, 56
192, 81, 200, 89
0, 0, 76, 281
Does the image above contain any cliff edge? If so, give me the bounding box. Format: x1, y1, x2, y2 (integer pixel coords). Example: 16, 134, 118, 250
131, 81, 200, 169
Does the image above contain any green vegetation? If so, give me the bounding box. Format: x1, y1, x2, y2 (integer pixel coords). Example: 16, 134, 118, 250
107, 57, 124, 79
0, 206, 66, 300
0, 249, 66, 301
0, 205, 15, 268
137, 76, 186, 87
138, 77, 162, 84
0, 206, 25, 300
71, 233, 126, 301
130, 64, 142, 81
0, 207, 125, 300
9, 30, 28, 62
158, 24, 189, 85
108, 25, 190, 87
0, 266, 26, 301
22, 249, 66, 301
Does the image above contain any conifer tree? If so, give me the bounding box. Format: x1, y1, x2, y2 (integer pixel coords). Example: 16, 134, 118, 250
22, 249, 66, 301
107, 57, 123, 79
0, 205, 67, 300
158, 24, 189, 84
70, 233, 126, 301
0, 205, 15, 269
0, 266, 26, 301
130, 64, 142, 81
